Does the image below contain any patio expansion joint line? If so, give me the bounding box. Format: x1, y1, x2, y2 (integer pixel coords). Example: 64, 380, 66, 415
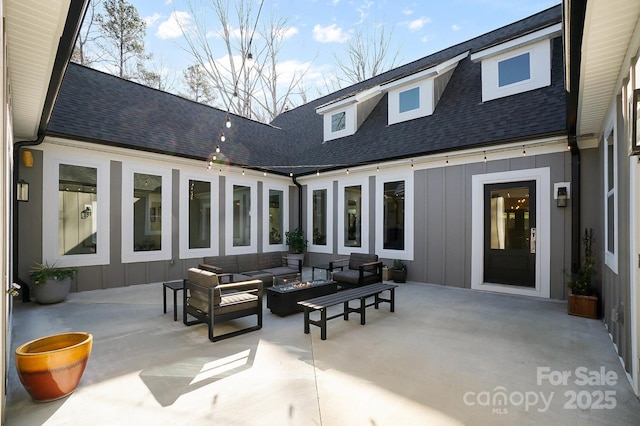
309, 335, 324, 425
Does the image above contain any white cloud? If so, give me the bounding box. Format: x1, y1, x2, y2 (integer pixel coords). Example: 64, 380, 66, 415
356, 1, 374, 24
402, 8, 413, 15
274, 26, 299, 40
312, 24, 351, 43
407, 17, 431, 32
156, 11, 193, 40
452, 24, 462, 31
421, 36, 430, 43
145, 13, 162, 27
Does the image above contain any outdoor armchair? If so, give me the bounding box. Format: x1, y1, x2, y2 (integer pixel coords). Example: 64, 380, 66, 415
329, 253, 383, 288
183, 268, 263, 342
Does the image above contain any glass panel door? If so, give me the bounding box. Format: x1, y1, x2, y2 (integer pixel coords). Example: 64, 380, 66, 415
483, 181, 536, 287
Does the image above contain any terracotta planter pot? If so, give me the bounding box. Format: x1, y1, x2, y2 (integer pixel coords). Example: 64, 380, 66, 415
568, 293, 598, 319
15, 332, 93, 402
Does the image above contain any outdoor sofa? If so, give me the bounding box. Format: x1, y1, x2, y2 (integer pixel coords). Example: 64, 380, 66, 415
200, 251, 302, 287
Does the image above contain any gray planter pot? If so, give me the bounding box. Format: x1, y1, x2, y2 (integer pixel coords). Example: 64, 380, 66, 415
33, 277, 71, 304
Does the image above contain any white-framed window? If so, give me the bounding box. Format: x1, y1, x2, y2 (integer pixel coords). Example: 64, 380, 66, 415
604, 115, 618, 273
474, 38, 553, 102
263, 181, 289, 252
42, 147, 110, 267
321, 105, 356, 142
179, 170, 219, 259
307, 181, 333, 254
337, 175, 369, 255
331, 111, 346, 132
375, 169, 414, 260
122, 162, 172, 263
225, 175, 257, 255
399, 87, 420, 113
387, 79, 434, 125
498, 52, 530, 87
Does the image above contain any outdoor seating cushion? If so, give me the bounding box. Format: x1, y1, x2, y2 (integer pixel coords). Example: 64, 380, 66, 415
331, 269, 380, 286
237, 254, 259, 273
258, 252, 283, 270
348, 253, 378, 270
187, 268, 221, 311
216, 292, 259, 315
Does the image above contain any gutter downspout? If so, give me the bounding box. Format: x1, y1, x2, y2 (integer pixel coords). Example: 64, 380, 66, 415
13, 0, 90, 301
564, 0, 587, 276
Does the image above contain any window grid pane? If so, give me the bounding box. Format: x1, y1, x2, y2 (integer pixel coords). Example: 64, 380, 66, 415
498, 52, 530, 87
133, 173, 162, 252
399, 87, 420, 113
313, 189, 327, 245
269, 189, 284, 244
331, 112, 346, 132
188, 180, 211, 249
233, 185, 251, 247
383, 181, 405, 250
59, 164, 98, 255
344, 185, 362, 247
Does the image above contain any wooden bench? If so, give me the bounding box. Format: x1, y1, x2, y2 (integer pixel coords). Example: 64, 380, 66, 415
297, 283, 398, 340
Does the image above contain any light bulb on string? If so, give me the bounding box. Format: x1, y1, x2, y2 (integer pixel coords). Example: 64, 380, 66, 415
220, 133, 225, 142
483, 151, 487, 162
226, 117, 231, 128
216, 145, 220, 153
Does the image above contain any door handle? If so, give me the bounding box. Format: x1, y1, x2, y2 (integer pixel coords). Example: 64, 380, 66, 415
530, 228, 536, 254
7, 283, 21, 297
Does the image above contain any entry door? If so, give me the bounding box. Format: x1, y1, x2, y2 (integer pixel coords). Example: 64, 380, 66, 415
483, 181, 536, 287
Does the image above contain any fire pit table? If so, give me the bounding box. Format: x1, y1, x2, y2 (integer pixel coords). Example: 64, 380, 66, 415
267, 280, 338, 316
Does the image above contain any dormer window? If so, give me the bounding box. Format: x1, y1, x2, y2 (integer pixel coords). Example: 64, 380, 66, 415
383, 51, 468, 126
471, 23, 561, 102
331, 111, 346, 132
399, 87, 420, 113
498, 52, 530, 87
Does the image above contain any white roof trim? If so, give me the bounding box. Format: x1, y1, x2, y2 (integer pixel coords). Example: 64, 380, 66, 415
316, 96, 358, 114
470, 23, 562, 62
380, 51, 469, 91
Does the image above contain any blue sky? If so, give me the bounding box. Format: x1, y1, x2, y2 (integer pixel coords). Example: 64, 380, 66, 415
129, 0, 561, 101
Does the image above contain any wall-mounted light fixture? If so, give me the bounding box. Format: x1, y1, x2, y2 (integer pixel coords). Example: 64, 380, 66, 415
556, 186, 567, 207
553, 182, 570, 208
22, 150, 33, 168
17, 180, 29, 202
80, 206, 92, 219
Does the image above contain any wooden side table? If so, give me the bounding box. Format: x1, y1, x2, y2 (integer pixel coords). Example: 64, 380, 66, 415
163, 280, 184, 321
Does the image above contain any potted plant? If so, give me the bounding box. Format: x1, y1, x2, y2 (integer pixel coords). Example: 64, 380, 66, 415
29, 261, 78, 304
285, 228, 308, 267
567, 228, 598, 318
391, 259, 407, 283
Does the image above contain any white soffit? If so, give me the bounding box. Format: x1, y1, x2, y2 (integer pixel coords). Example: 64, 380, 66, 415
380, 51, 469, 91
5, 0, 71, 140
577, 0, 640, 140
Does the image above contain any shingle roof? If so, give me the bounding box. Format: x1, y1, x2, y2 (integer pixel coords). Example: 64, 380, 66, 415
47, 5, 564, 176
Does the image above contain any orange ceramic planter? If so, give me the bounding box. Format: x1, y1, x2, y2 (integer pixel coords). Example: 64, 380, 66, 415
15, 332, 92, 402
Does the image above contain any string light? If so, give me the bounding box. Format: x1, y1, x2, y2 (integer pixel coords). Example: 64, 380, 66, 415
225, 116, 231, 128
289, 172, 293, 177
316, 170, 320, 176
220, 132, 225, 142
376, 164, 379, 172
263, 170, 267, 176
522, 145, 526, 157
483, 151, 487, 162
216, 145, 220, 153
411, 160, 414, 170
242, 168, 245, 176
346, 168, 350, 175
445, 157, 449, 166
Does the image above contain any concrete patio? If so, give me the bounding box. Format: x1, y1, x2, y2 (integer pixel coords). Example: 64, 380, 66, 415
5, 276, 640, 425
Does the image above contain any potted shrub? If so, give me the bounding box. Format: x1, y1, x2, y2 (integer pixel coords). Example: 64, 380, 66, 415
567, 228, 598, 318
285, 228, 308, 267
391, 259, 407, 283
29, 261, 78, 304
